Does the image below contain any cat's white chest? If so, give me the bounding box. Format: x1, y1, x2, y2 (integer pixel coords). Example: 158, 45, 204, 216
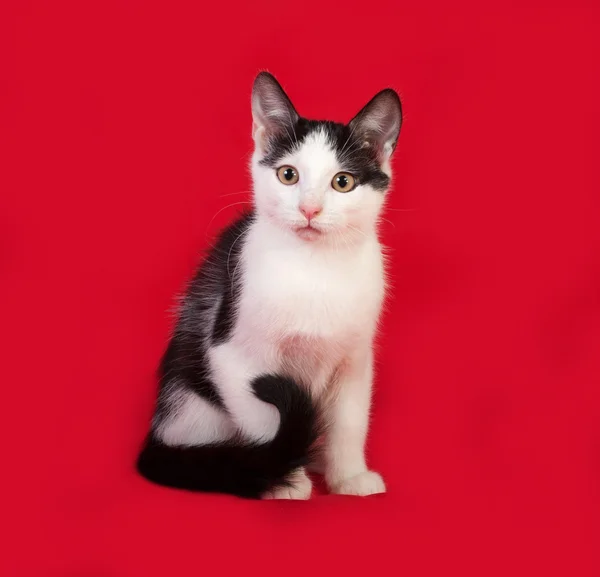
238, 227, 384, 348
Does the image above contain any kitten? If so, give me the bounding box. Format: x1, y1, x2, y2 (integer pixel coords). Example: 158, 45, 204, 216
137, 72, 402, 499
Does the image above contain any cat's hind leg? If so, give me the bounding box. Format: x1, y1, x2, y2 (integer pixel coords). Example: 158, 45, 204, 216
153, 379, 236, 447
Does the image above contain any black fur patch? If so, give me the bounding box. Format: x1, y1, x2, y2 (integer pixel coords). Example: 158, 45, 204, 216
156, 211, 255, 410
158, 337, 225, 408
207, 212, 255, 345
260, 118, 390, 191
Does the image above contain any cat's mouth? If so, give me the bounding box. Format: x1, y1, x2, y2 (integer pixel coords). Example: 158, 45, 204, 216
294, 224, 322, 241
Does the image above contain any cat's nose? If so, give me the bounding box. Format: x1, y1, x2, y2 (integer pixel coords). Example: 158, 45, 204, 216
299, 203, 322, 221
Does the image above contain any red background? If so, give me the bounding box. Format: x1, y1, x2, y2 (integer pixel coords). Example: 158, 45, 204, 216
1, 1, 599, 575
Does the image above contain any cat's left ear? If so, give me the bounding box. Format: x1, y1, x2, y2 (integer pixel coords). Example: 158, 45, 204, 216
251, 72, 299, 153
348, 89, 402, 162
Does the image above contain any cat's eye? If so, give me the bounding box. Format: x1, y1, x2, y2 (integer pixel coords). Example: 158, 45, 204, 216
331, 172, 356, 193
277, 166, 299, 185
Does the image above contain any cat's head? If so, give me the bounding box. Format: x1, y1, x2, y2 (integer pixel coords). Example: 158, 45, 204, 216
250, 72, 402, 244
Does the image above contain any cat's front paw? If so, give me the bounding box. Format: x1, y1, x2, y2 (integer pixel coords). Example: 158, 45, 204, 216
330, 471, 386, 496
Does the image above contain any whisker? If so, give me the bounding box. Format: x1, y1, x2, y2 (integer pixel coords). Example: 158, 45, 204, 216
286, 109, 299, 148
339, 137, 362, 161
227, 227, 251, 281
218, 191, 253, 198
205, 201, 252, 235
339, 122, 359, 157
346, 223, 368, 239
378, 216, 396, 229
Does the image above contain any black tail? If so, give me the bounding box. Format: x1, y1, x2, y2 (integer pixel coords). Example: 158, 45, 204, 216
136, 375, 319, 499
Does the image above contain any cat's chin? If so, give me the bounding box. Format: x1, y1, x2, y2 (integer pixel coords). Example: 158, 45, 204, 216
294, 225, 323, 242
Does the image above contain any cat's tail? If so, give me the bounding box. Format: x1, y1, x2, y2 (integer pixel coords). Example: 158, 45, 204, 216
136, 375, 320, 499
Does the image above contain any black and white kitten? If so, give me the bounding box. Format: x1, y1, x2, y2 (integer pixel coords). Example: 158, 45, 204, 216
137, 72, 402, 499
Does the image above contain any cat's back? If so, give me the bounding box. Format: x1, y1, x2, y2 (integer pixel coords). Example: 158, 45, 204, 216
178, 211, 255, 337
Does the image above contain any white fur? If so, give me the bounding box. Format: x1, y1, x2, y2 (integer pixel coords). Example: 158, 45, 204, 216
156, 383, 236, 447
330, 471, 386, 496
263, 468, 313, 500
208, 341, 280, 443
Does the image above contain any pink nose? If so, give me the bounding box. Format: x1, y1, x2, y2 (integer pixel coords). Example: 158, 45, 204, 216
299, 204, 322, 221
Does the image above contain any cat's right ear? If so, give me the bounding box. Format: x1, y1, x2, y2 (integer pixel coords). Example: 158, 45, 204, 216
251, 72, 298, 153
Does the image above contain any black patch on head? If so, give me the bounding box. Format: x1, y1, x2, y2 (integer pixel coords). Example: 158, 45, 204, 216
260, 118, 390, 191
